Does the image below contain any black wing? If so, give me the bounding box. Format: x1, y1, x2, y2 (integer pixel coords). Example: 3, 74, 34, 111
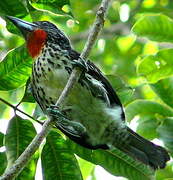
69, 49, 125, 121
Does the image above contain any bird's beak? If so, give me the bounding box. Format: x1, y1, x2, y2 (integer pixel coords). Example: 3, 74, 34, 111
6, 16, 38, 38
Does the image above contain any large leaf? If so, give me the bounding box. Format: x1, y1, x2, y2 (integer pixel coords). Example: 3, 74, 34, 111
0, 0, 28, 17
157, 117, 173, 155
132, 14, 173, 43
150, 77, 173, 108
0, 152, 7, 175
68, 140, 154, 180
0, 132, 4, 147
136, 115, 158, 140
125, 100, 173, 122
41, 131, 83, 180
29, 0, 72, 16
5, 115, 37, 179
156, 163, 173, 180
0, 46, 32, 90
137, 49, 173, 83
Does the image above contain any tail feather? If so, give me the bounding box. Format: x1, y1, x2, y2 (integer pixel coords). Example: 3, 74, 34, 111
122, 127, 170, 169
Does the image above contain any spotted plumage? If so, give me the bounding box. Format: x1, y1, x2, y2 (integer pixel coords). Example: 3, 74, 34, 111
8, 16, 170, 170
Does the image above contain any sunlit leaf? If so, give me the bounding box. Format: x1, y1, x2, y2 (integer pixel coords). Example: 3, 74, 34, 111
126, 100, 173, 122
41, 131, 83, 180
136, 115, 158, 140
132, 14, 173, 43
68, 140, 154, 180
5, 115, 37, 179
156, 163, 173, 180
137, 49, 173, 83
78, 158, 94, 180
150, 77, 173, 108
157, 117, 173, 155
29, 0, 73, 16
0, 46, 32, 90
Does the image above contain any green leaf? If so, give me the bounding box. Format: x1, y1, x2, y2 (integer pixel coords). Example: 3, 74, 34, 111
5, 115, 37, 179
156, 163, 173, 180
157, 117, 173, 155
137, 49, 173, 83
150, 77, 173, 108
126, 100, 173, 122
106, 75, 134, 104
41, 131, 83, 180
136, 115, 158, 140
0, 132, 4, 147
0, 46, 32, 90
29, 0, 73, 16
132, 14, 173, 43
0, 0, 28, 17
0, 152, 7, 175
78, 158, 94, 180
68, 140, 154, 180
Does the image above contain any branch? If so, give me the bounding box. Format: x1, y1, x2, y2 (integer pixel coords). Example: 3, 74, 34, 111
0, 98, 42, 125
56, 0, 110, 107
0, 0, 111, 179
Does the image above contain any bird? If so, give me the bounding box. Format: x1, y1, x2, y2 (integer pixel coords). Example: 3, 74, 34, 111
7, 16, 170, 170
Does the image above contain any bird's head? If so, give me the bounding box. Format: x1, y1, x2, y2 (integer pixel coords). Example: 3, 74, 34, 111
6, 16, 71, 58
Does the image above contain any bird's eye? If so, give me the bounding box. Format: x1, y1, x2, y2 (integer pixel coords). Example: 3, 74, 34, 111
42, 22, 48, 26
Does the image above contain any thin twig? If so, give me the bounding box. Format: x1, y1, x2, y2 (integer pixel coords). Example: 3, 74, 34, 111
0, 0, 111, 179
0, 98, 42, 125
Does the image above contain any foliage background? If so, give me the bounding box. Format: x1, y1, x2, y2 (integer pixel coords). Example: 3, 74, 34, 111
1, 0, 173, 179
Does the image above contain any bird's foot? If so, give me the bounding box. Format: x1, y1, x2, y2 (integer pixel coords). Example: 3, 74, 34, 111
47, 105, 86, 137
71, 57, 88, 72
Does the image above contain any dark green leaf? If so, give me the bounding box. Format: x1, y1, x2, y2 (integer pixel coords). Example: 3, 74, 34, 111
106, 75, 134, 104
150, 77, 173, 108
41, 131, 83, 180
29, 0, 73, 16
68, 140, 154, 180
0, 46, 32, 90
137, 49, 173, 83
5, 115, 37, 179
132, 14, 173, 43
157, 117, 173, 155
126, 100, 173, 122
0, 0, 28, 17
0, 132, 4, 147
0, 152, 7, 175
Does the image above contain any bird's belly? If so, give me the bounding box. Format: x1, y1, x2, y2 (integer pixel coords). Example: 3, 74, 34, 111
33, 68, 121, 146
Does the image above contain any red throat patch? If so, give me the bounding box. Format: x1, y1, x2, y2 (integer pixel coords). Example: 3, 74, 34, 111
27, 29, 47, 58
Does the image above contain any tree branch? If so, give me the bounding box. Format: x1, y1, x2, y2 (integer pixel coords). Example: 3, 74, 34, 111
0, 0, 111, 179
56, 0, 110, 107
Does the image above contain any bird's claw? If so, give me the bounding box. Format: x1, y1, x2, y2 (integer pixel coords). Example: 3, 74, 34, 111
47, 105, 87, 137
47, 105, 66, 121
71, 57, 88, 72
